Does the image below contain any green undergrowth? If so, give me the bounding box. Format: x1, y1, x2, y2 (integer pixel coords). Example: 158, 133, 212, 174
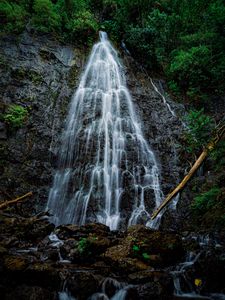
2, 104, 28, 129
1, 0, 225, 106
192, 187, 221, 215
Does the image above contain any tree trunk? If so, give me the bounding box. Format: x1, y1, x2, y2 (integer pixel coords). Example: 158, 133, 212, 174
151, 123, 225, 220
0, 192, 33, 210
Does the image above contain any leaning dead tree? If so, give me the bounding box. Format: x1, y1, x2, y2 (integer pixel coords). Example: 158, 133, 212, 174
0, 192, 33, 210
151, 122, 225, 220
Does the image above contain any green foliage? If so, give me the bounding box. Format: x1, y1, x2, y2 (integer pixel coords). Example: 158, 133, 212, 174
191, 187, 221, 215
210, 140, 225, 171
167, 46, 211, 98
132, 244, 140, 252
184, 109, 215, 153
125, 25, 156, 68
31, 0, 61, 33
0, 1, 27, 33
0, 0, 225, 101
77, 237, 90, 254
132, 244, 151, 261
142, 252, 150, 260
109, 0, 225, 102
3, 104, 28, 129
168, 80, 181, 96
65, 10, 98, 44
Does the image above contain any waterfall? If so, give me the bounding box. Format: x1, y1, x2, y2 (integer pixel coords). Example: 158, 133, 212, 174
47, 31, 163, 230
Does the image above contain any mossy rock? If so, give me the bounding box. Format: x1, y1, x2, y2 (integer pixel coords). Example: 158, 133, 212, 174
0, 245, 7, 255
11, 68, 27, 81
39, 48, 55, 60
4, 256, 28, 271
68, 65, 79, 88
102, 226, 184, 270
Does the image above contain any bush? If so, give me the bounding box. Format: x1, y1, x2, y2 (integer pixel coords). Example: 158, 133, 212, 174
31, 0, 61, 33
65, 10, 98, 44
167, 46, 211, 97
125, 25, 156, 68
191, 187, 221, 215
0, 1, 27, 33
3, 104, 28, 129
184, 109, 215, 153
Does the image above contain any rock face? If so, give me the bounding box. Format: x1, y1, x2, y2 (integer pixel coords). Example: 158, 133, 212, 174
0, 216, 224, 300
122, 55, 189, 229
0, 29, 187, 224
0, 216, 182, 300
0, 30, 86, 213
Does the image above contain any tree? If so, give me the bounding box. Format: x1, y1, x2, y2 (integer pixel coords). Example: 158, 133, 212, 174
31, 0, 61, 33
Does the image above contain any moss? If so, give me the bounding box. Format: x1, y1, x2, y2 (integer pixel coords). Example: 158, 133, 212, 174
11, 67, 26, 80
68, 65, 79, 88
4, 256, 28, 271
0, 54, 9, 72
39, 48, 55, 60
11, 67, 42, 84
19, 96, 35, 104
28, 70, 43, 84
60, 97, 70, 116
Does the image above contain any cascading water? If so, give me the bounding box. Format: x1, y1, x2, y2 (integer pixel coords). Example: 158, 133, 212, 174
47, 32, 163, 230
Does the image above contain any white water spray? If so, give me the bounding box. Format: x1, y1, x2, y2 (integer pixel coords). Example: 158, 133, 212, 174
47, 32, 162, 230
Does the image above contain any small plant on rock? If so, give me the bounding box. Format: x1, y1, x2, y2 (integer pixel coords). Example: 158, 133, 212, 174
3, 104, 28, 129
184, 108, 215, 153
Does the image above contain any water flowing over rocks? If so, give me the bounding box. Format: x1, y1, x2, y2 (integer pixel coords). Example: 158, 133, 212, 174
1, 29, 224, 300
46, 32, 164, 230
0, 30, 187, 228
0, 30, 86, 213
0, 215, 224, 299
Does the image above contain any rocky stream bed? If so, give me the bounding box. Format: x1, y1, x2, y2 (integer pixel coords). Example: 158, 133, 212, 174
1, 30, 225, 300
0, 214, 224, 300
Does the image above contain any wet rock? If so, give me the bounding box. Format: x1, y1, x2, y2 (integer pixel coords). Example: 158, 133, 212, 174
103, 243, 149, 273
0, 122, 7, 140
128, 270, 172, 286
0, 30, 85, 213
57, 223, 110, 240
69, 235, 111, 263
0, 245, 7, 255
24, 262, 60, 289
67, 271, 99, 300
3, 285, 55, 300
127, 225, 184, 266
186, 250, 225, 294
4, 255, 28, 271
0, 214, 54, 243
136, 281, 173, 300
103, 225, 184, 271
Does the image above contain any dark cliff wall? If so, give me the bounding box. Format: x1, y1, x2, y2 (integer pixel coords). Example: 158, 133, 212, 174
0, 30, 86, 213
122, 55, 189, 229
0, 31, 188, 226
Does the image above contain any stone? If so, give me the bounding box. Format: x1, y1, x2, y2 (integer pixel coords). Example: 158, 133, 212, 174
3, 285, 55, 300
4, 256, 28, 271
67, 271, 99, 300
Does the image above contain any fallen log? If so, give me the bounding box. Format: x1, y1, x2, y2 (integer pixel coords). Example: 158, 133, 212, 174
151, 123, 225, 220
0, 192, 33, 210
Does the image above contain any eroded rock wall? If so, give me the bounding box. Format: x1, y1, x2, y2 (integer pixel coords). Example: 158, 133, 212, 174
0, 31, 86, 213
0, 31, 187, 226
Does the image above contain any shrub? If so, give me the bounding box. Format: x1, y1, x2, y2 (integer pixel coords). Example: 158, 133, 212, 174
191, 187, 221, 215
66, 10, 98, 44
125, 25, 156, 68
77, 237, 90, 254
184, 109, 215, 153
167, 46, 211, 98
0, 1, 27, 33
31, 0, 61, 33
3, 104, 28, 129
